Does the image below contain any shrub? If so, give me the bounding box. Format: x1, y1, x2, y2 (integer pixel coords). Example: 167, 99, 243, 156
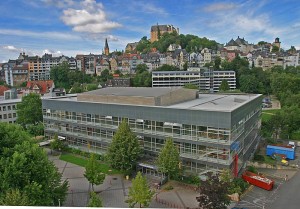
232, 178, 249, 194
247, 166, 258, 174
253, 154, 264, 162
164, 185, 173, 190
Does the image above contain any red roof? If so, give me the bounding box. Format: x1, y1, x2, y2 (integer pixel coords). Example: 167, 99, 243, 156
0, 85, 10, 96
26, 80, 54, 94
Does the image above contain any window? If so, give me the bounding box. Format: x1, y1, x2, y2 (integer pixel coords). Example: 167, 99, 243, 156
8, 113, 12, 118
3, 106, 6, 111
8, 106, 11, 111
13, 113, 16, 118
4, 114, 7, 119
0, 115, 2, 119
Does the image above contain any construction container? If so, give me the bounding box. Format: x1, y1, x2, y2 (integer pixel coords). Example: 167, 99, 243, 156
266, 145, 295, 160
242, 171, 274, 191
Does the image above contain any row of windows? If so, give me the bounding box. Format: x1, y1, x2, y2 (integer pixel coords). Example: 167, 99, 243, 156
0, 105, 16, 111
0, 113, 17, 119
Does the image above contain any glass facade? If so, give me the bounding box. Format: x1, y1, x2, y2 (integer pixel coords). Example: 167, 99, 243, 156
43, 94, 262, 175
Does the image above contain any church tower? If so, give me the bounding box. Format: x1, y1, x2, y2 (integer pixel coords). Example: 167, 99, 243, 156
104, 38, 109, 56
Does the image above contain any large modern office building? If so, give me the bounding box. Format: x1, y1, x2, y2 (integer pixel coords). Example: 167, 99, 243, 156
152, 69, 236, 92
42, 87, 262, 176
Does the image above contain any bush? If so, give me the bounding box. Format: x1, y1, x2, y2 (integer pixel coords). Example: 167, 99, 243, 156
253, 154, 264, 162
230, 178, 249, 194
247, 166, 258, 174
164, 185, 173, 190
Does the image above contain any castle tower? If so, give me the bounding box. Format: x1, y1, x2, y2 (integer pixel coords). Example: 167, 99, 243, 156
104, 38, 109, 56
273, 37, 281, 49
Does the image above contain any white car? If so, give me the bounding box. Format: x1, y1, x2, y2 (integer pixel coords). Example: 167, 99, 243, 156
288, 141, 295, 149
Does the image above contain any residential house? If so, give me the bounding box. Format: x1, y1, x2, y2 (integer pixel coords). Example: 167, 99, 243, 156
26, 80, 54, 95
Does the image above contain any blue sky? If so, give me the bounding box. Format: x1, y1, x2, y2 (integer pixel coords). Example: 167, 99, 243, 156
1, 0, 300, 62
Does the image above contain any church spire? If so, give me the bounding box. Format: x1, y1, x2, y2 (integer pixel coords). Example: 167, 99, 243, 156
104, 38, 109, 56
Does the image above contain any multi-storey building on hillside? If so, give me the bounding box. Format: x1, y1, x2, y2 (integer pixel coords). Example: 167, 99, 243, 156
152, 69, 236, 92
42, 87, 262, 176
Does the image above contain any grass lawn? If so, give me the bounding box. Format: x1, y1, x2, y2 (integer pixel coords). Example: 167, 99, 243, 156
262, 109, 281, 122
263, 156, 276, 165
59, 153, 121, 174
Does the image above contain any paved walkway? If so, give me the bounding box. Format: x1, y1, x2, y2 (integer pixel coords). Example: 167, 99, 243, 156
47, 149, 199, 208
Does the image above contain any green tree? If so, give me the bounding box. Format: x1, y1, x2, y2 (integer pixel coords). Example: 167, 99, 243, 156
107, 120, 141, 173
239, 74, 260, 93
183, 83, 199, 90
0, 123, 30, 156
87, 191, 103, 207
84, 154, 106, 191
50, 62, 70, 89
132, 64, 152, 87
50, 134, 64, 152
196, 172, 230, 209
155, 64, 179, 71
0, 124, 69, 206
156, 138, 181, 180
127, 172, 154, 208
100, 69, 112, 82
27, 122, 44, 137
214, 56, 221, 70
219, 80, 230, 91
0, 189, 31, 206
16, 93, 42, 126
272, 45, 279, 52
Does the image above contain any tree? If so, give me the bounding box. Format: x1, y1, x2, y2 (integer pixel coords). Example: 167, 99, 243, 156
214, 56, 221, 70
184, 83, 199, 90
156, 138, 181, 180
16, 93, 42, 126
0, 189, 31, 206
50, 134, 64, 152
272, 45, 279, 52
219, 80, 230, 91
84, 154, 106, 191
0, 123, 30, 156
107, 119, 141, 173
196, 172, 230, 209
27, 122, 44, 137
87, 191, 103, 207
127, 172, 154, 208
0, 124, 68, 206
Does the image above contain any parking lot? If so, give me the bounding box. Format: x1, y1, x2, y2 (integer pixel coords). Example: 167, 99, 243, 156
233, 145, 300, 209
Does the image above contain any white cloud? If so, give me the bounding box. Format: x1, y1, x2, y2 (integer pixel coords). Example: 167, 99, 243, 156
0, 29, 81, 40
2, 45, 22, 52
61, 0, 122, 34
204, 3, 238, 12
42, 49, 63, 56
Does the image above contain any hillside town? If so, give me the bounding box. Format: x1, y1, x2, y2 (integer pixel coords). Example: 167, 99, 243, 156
1, 25, 299, 89
1, 22, 300, 209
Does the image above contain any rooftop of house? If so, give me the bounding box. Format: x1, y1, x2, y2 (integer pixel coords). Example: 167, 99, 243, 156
0, 85, 10, 96
26, 80, 54, 94
151, 24, 176, 32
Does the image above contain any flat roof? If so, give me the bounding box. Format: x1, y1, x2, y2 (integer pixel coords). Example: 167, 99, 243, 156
0, 98, 22, 104
81, 87, 182, 97
168, 93, 261, 111
44, 92, 261, 112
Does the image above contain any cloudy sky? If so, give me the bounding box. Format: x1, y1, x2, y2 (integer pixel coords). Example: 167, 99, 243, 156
1, 0, 300, 62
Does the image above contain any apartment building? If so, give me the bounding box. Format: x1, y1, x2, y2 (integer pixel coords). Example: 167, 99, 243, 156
0, 89, 20, 123
43, 87, 262, 176
152, 69, 236, 92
